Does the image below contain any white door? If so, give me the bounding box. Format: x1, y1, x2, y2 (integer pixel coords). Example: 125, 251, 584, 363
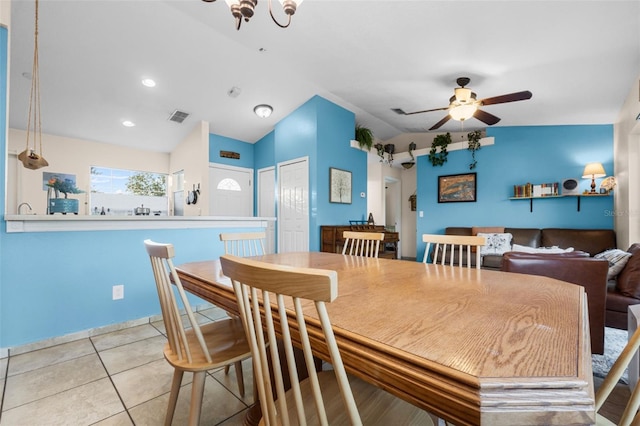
278, 157, 309, 252
209, 164, 253, 217
258, 167, 276, 254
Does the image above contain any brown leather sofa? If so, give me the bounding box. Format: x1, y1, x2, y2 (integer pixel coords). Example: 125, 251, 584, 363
501, 251, 608, 354
605, 243, 640, 330
444, 227, 617, 270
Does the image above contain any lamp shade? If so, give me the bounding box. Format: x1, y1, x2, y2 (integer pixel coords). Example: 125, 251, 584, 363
449, 104, 477, 121
582, 162, 606, 179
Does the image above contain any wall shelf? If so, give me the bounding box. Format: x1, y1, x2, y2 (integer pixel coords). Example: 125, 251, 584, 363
510, 193, 611, 212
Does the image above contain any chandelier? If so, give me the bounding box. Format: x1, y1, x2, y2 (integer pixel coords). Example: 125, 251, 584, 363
202, 0, 304, 30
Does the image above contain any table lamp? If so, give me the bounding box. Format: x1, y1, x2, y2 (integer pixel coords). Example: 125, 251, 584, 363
582, 162, 606, 194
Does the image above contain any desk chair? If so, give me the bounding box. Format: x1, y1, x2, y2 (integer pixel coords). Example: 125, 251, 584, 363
144, 240, 252, 426
342, 230, 384, 258
219, 254, 434, 425
596, 326, 640, 425
422, 234, 486, 269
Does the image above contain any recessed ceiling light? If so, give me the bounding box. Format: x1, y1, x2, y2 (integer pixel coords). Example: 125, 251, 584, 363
122, 120, 136, 127
141, 78, 156, 88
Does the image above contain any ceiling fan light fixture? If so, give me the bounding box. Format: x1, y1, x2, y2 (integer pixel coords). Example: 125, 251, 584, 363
449, 104, 477, 121
454, 87, 474, 104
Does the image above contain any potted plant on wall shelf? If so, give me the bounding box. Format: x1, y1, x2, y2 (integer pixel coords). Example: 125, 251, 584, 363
467, 129, 482, 170
355, 124, 374, 151
47, 177, 83, 214
428, 132, 452, 167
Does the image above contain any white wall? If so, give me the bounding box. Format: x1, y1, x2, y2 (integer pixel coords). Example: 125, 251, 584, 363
168, 120, 209, 216
8, 128, 169, 215
614, 74, 640, 249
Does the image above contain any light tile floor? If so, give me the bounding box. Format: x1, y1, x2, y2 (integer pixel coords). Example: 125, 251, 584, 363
0, 307, 254, 425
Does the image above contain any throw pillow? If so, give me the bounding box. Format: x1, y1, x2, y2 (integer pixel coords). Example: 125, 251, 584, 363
595, 249, 632, 280
511, 244, 575, 254
616, 244, 640, 298
471, 227, 505, 253
477, 232, 513, 256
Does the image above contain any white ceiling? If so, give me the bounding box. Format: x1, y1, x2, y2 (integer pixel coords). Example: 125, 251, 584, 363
8, 0, 640, 154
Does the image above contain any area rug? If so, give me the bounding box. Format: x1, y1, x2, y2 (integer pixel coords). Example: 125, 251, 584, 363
592, 327, 628, 383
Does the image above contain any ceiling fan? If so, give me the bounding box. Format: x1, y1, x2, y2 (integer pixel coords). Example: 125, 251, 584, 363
392, 77, 532, 130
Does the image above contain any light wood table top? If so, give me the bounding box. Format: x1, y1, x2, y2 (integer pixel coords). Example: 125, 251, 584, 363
176, 252, 595, 425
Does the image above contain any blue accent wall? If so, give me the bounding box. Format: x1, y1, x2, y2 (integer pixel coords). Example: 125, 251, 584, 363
209, 133, 254, 168
0, 226, 264, 347
254, 131, 275, 171
415, 125, 614, 261
273, 96, 364, 250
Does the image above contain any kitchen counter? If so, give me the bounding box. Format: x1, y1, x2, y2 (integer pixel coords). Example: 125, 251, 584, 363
4, 215, 275, 233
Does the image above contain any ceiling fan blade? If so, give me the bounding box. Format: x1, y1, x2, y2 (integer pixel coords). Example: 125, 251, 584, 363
473, 109, 501, 125
429, 115, 451, 130
480, 91, 532, 106
393, 106, 449, 115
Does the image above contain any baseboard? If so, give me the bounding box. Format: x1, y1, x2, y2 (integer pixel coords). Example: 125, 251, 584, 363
1, 302, 215, 358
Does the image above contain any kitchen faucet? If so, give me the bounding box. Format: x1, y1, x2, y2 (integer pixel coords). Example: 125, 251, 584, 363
18, 202, 33, 214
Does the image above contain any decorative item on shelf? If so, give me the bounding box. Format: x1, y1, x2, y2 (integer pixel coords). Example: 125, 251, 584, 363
600, 176, 617, 194
402, 142, 417, 169
201, 0, 304, 31
367, 213, 375, 225
562, 178, 580, 195
513, 183, 533, 198
384, 144, 395, 166
467, 129, 482, 170
582, 162, 606, 194
408, 191, 417, 211
18, 0, 48, 170
355, 124, 374, 151
46, 176, 83, 215
428, 133, 451, 167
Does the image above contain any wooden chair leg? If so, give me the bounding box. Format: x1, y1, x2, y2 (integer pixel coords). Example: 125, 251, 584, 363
224, 364, 231, 374
189, 371, 207, 426
165, 369, 184, 426
234, 360, 245, 396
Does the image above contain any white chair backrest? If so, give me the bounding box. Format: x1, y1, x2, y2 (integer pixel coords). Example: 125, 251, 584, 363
220, 231, 266, 256
342, 231, 384, 258
220, 254, 362, 426
144, 240, 211, 364
421, 234, 486, 269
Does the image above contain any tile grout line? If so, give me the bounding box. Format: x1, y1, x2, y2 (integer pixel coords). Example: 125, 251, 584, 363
89, 337, 137, 425
0, 356, 9, 423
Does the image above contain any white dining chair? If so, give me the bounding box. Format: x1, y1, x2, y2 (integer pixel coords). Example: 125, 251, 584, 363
342, 230, 384, 258
219, 254, 434, 425
422, 234, 486, 269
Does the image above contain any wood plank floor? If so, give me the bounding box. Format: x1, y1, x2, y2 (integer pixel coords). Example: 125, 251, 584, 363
594, 376, 632, 424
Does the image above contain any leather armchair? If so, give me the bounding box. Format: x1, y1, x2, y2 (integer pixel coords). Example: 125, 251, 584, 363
501, 251, 608, 354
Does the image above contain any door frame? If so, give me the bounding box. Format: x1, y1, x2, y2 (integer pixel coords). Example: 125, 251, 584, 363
257, 166, 276, 254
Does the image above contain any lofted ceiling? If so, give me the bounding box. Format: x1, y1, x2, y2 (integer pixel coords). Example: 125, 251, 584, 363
8, 0, 640, 154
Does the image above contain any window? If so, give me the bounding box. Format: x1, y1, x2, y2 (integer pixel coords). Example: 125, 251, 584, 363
217, 178, 241, 191
90, 166, 168, 215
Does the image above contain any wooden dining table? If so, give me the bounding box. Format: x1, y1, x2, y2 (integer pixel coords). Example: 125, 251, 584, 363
176, 252, 595, 426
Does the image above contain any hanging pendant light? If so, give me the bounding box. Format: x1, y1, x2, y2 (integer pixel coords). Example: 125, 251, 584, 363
18, 0, 48, 170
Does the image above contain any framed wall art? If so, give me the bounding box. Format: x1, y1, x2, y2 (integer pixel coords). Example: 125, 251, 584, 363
438, 172, 477, 203
330, 167, 352, 204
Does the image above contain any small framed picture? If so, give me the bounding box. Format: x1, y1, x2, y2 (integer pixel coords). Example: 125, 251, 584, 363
600, 188, 608, 194
438, 172, 477, 203
329, 167, 352, 204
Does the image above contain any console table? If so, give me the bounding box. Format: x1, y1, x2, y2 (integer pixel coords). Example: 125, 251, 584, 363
320, 224, 399, 258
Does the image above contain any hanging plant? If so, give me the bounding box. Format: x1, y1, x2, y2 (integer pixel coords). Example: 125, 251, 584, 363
354, 124, 374, 151
374, 143, 385, 162
428, 133, 452, 167
384, 144, 395, 166
467, 129, 482, 170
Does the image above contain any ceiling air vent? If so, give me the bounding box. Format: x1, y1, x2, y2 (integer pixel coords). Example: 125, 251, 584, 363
168, 109, 189, 124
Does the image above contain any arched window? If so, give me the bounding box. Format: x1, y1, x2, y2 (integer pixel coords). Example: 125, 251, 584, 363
217, 178, 242, 191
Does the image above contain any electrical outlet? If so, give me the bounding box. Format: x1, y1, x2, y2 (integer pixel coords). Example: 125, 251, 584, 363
112, 285, 124, 300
